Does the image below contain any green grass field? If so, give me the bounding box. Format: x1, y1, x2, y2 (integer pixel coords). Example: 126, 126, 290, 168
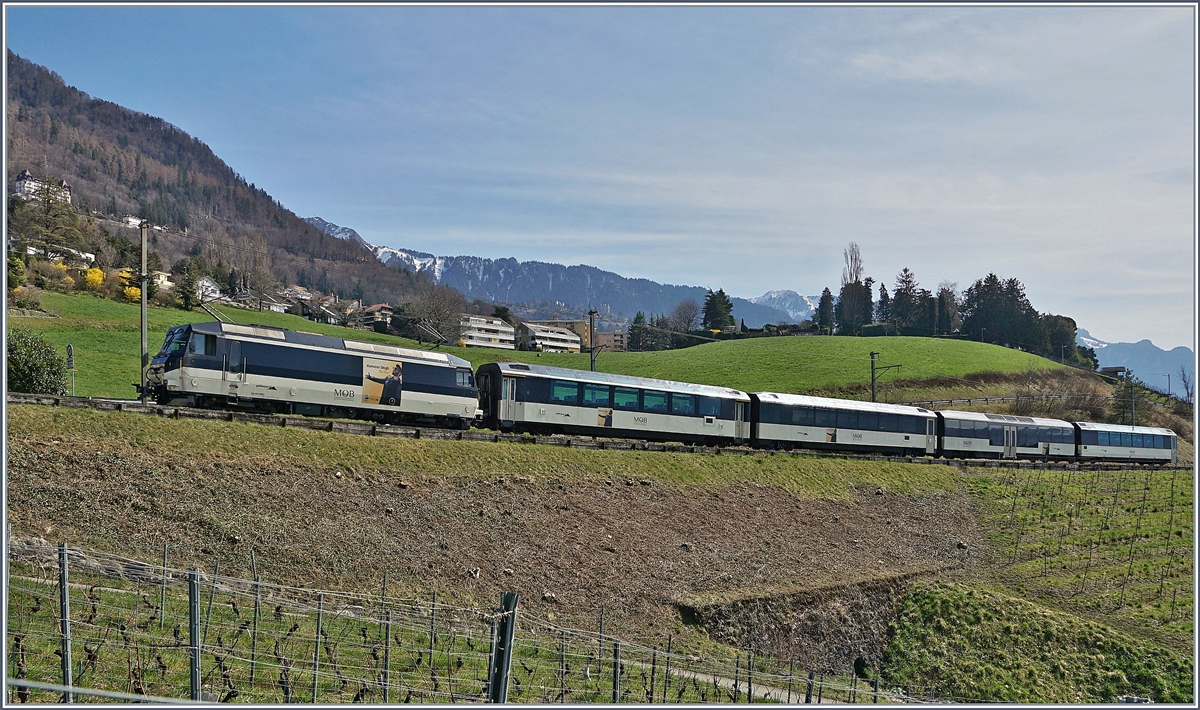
12, 292, 1062, 399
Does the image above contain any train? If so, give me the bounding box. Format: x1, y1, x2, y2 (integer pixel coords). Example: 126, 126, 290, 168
145, 323, 1179, 464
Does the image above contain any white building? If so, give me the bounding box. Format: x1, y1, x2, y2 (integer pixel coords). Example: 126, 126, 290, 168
518, 323, 581, 353
14, 170, 71, 204
459, 315, 516, 350
196, 276, 224, 303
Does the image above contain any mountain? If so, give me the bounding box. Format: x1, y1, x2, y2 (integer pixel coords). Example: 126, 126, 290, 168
749, 290, 819, 322
308, 228, 797, 327
304, 217, 372, 249
1076, 329, 1194, 394
5, 50, 427, 305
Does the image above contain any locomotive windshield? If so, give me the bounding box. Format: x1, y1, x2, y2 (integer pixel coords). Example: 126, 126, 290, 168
156, 327, 190, 357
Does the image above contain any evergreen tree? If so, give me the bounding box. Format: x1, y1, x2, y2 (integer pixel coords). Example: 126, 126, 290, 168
935, 282, 959, 334
627, 311, 650, 351
702, 289, 735, 330
816, 288, 835, 334
178, 268, 199, 311
875, 283, 891, 330
890, 268, 921, 332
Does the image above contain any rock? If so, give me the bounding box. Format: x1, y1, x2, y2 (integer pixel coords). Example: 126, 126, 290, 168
468, 567, 480, 579
876, 488, 884, 495
542, 590, 557, 602
397, 480, 409, 488
625, 479, 635, 486
639, 479, 652, 486
503, 568, 514, 576
229, 535, 241, 545
680, 542, 693, 550
957, 541, 969, 550
334, 471, 342, 479
385, 507, 394, 516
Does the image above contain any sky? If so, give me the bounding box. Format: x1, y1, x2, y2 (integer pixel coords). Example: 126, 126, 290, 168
5, 4, 1196, 350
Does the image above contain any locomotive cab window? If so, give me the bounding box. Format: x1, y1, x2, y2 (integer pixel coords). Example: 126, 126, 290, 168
456, 369, 475, 388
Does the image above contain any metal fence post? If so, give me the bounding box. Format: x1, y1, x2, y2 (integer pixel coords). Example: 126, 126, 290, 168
662, 635, 672, 703
747, 652, 753, 703
58, 543, 73, 703
189, 569, 201, 701
383, 610, 392, 703
873, 677, 880, 703
312, 593, 323, 703
560, 630, 567, 703
487, 592, 518, 703
805, 670, 815, 703
611, 641, 620, 703
202, 562, 219, 648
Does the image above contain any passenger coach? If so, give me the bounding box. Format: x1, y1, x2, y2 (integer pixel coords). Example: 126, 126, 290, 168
145, 322, 478, 427
750, 393, 937, 455
1075, 422, 1177, 464
937, 410, 1075, 460
474, 362, 751, 443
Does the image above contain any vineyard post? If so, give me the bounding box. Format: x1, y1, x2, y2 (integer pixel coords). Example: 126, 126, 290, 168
873, 677, 880, 703
312, 593, 323, 703
486, 592, 518, 704
817, 674, 824, 703
805, 669, 815, 704
202, 562, 219, 648
57, 543, 73, 703
429, 592, 437, 688
611, 641, 620, 703
560, 630, 567, 703
189, 569, 201, 701
662, 634, 671, 703
747, 652, 753, 703
384, 610, 392, 703
159, 543, 167, 631
597, 606, 605, 680
649, 647, 657, 704
249, 549, 261, 688
733, 656, 740, 702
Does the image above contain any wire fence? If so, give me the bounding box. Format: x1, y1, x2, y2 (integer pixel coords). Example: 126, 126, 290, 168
6, 542, 953, 704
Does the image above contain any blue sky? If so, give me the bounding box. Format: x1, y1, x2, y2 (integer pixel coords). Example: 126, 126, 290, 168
5, 4, 1196, 350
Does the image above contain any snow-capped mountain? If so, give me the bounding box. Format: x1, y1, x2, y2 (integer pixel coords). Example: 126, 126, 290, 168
749, 290, 819, 322
1076, 329, 1194, 392
303, 217, 373, 250
372, 246, 443, 280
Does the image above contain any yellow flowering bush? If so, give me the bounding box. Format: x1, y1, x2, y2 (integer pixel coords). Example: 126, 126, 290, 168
84, 268, 104, 290
123, 286, 141, 302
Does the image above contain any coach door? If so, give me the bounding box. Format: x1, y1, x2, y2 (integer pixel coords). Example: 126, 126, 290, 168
499, 376, 517, 428
925, 419, 936, 454
1003, 425, 1017, 459
735, 402, 745, 443
224, 340, 245, 384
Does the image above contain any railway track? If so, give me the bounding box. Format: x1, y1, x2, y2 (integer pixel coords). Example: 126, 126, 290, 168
8, 393, 1183, 472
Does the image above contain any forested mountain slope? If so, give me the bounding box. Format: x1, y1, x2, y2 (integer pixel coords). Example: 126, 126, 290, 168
6, 50, 427, 304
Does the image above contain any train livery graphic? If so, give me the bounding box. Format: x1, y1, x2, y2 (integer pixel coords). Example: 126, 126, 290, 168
147, 323, 1178, 463
362, 358, 404, 406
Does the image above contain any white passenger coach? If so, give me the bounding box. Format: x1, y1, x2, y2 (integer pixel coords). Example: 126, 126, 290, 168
751, 392, 937, 455
1076, 422, 1177, 464
937, 410, 1076, 460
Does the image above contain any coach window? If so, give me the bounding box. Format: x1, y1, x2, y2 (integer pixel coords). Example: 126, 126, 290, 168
671, 394, 696, 416
989, 425, 1004, 447
1124, 432, 1134, 447
642, 390, 668, 413
613, 387, 639, 410
879, 413, 897, 432
1096, 431, 1108, 446
834, 409, 857, 429
860, 412, 879, 430
792, 406, 814, 427
583, 383, 611, 407
698, 396, 722, 418
1133, 433, 1144, 448
550, 380, 580, 404
814, 408, 836, 428
1081, 430, 1098, 446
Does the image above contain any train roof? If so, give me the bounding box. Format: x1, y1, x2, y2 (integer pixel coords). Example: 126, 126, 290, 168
187, 322, 472, 369
752, 392, 933, 417
936, 410, 1073, 428
481, 362, 749, 400
1075, 421, 1176, 436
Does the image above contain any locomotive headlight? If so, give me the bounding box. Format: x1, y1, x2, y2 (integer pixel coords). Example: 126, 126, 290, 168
290, 388, 297, 396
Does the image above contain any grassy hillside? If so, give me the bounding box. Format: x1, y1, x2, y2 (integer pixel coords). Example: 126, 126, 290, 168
14, 291, 1063, 399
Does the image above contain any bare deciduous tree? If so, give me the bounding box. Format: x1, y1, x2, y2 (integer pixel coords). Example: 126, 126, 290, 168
409, 285, 467, 346
1179, 366, 1194, 405
842, 241, 863, 287
669, 299, 701, 333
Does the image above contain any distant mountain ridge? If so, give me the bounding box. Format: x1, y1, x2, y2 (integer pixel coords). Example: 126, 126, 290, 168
303, 217, 371, 249
749, 290, 819, 322
305, 218, 798, 326
1077, 329, 1194, 393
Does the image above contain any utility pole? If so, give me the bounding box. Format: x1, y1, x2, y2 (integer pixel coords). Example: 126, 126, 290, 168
588, 308, 598, 372
870, 352, 901, 403
139, 220, 149, 404
1161, 373, 1171, 399
1129, 373, 1136, 426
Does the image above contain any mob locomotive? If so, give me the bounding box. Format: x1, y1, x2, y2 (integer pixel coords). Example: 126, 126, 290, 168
146, 324, 1179, 463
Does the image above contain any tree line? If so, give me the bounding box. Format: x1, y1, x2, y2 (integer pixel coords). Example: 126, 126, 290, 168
815, 242, 1098, 369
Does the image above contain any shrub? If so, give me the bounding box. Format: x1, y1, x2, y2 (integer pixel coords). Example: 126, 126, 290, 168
151, 288, 179, 308
123, 285, 141, 302
84, 267, 104, 290
7, 328, 67, 395
7, 286, 43, 310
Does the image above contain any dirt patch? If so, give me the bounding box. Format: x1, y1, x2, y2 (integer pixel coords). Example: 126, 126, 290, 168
6, 438, 985, 666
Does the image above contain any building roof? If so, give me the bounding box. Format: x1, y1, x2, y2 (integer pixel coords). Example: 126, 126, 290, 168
523, 323, 579, 338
